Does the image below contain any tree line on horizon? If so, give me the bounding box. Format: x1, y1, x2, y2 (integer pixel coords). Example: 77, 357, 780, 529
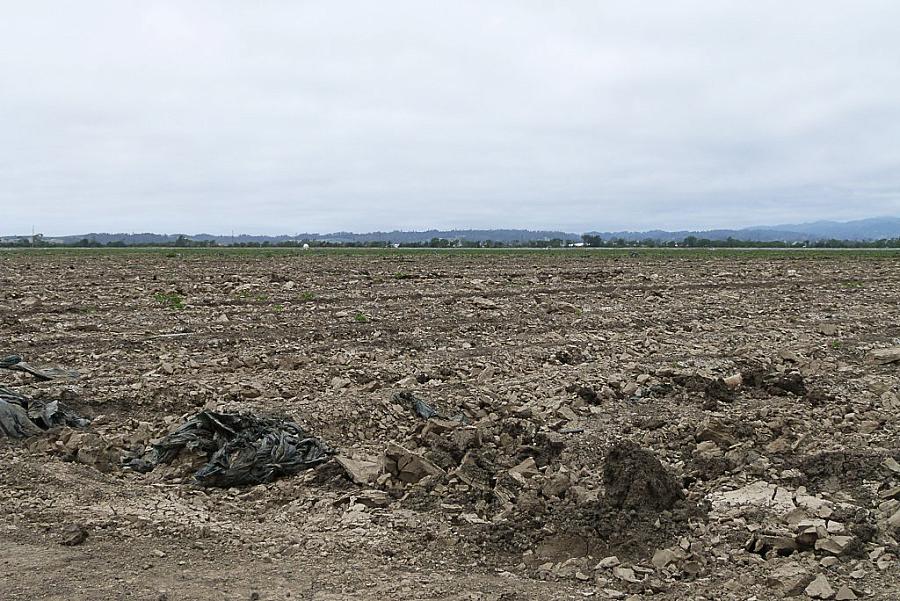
3, 233, 900, 249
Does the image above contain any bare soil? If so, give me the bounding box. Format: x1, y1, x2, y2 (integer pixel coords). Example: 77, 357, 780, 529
1, 250, 898, 600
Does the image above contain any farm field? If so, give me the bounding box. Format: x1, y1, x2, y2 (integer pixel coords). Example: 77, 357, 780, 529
1, 249, 899, 600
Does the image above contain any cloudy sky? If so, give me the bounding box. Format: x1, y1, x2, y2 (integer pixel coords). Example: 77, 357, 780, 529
2, 1, 899, 235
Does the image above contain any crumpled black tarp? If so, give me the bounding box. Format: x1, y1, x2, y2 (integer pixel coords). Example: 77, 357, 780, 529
0, 394, 42, 438
395, 390, 467, 423
0, 385, 90, 438
127, 411, 333, 488
1, 355, 79, 381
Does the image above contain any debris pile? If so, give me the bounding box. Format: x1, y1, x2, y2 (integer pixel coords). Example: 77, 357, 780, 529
372, 391, 568, 516
127, 411, 333, 488
0, 355, 89, 439
337, 391, 698, 562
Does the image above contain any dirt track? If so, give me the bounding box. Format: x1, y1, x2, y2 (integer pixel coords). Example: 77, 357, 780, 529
1, 250, 899, 600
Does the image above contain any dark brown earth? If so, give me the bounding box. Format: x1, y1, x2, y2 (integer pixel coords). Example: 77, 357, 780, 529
1, 249, 898, 600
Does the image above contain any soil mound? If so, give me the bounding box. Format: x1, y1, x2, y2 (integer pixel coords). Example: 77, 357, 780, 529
603, 440, 684, 512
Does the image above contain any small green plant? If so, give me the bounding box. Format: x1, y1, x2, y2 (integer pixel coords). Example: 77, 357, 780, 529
273, 304, 284, 313
831, 339, 843, 349
841, 281, 863, 288
394, 271, 413, 280
353, 311, 368, 323
300, 291, 315, 302
154, 291, 185, 310
254, 294, 269, 302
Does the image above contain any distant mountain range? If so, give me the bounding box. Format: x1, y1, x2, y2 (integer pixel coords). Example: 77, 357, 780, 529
584, 217, 900, 243
9, 216, 900, 245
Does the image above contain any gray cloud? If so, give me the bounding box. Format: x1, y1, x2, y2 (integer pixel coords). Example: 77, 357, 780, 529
2, 1, 899, 235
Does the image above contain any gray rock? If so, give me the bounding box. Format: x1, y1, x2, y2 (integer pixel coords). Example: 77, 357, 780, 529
805, 574, 836, 599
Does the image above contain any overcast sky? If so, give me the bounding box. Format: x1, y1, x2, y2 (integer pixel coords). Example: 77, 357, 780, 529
2, 2, 899, 235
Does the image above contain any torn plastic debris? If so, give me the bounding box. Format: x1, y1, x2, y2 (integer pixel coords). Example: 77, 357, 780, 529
395, 391, 467, 423
0, 355, 79, 381
127, 411, 334, 488
0, 386, 90, 438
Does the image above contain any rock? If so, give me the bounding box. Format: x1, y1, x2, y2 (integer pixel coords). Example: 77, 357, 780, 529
66, 432, 120, 473
333, 490, 391, 508
681, 561, 701, 577
476, 366, 495, 384
509, 457, 541, 478
834, 585, 857, 600
336, 455, 380, 485
817, 324, 839, 336
60, 524, 88, 546
747, 533, 797, 555
815, 536, 853, 556
696, 422, 738, 447
887, 508, 900, 528
330, 376, 351, 390
710, 481, 795, 514
239, 385, 262, 399
651, 548, 678, 568
540, 471, 571, 499
805, 574, 836, 599
883, 456, 900, 474
421, 418, 463, 436
826, 520, 846, 535
383, 443, 444, 484
596, 556, 620, 569
545, 300, 580, 314
612, 566, 641, 583
820, 556, 839, 568
795, 493, 833, 518
454, 451, 495, 492
869, 347, 900, 365
766, 562, 812, 596
723, 373, 743, 389
449, 427, 482, 453
470, 297, 497, 309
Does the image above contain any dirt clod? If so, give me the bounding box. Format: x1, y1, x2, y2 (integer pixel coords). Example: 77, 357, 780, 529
603, 441, 684, 512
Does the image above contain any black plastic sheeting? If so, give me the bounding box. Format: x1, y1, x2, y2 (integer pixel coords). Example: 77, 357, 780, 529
395, 390, 467, 423
127, 411, 333, 488
1, 355, 79, 381
0, 385, 90, 438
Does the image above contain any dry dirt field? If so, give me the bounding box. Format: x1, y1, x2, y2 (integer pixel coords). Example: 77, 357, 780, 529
1, 248, 899, 601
